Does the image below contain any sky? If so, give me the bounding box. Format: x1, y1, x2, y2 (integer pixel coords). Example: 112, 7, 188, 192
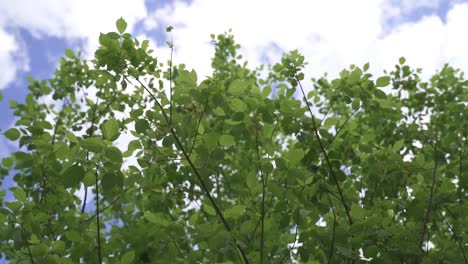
1, 0, 468, 190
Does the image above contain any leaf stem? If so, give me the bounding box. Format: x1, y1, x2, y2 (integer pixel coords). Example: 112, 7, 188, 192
256, 131, 266, 264
128, 76, 250, 264
295, 76, 353, 226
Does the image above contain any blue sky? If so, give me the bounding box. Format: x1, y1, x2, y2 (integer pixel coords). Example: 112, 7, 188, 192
1, 0, 468, 191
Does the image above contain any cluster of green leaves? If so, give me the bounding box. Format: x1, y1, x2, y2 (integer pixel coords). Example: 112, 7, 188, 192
0, 18, 467, 263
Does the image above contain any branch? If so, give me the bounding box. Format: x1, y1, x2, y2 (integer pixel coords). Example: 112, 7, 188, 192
295, 76, 353, 226
188, 101, 208, 158
279, 211, 300, 263
22, 225, 35, 264
82, 91, 101, 213
326, 192, 337, 264
326, 107, 360, 151
128, 76, 250, 264
86, 196, 121, 223
418, 143, 439, 251
95, 166, 103, 264
168, 31, 174, 125
256, 131, 266, 264
438, 211, 467, 263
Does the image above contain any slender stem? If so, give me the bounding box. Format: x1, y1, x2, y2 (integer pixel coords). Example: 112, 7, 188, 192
82, 92, 100, 213
256, 131, 265, 264
169, 33, 174, 125
319, 98, 336, 127
279, 211, 300, 263
326, 107, 360, 150
188, 101, 208, 158
22, 225, 35, 264
128, 76, 249, 264
438, 211, 467, 263
86, 196, 121, 222
326, 192, 337, 264
295, 76, 353, 226
418, 143, 439, 251
95, 167, 103, 264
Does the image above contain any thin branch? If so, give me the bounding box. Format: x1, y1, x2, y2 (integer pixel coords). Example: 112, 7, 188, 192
418, 143, 439, 251
86, 196, 121, 223
168, 32, 174, 125
279, 211, 300, 264
326, 192, 337, 264
438, 211, 467, 263
127, 76, 250, 264
256, 131, 266, 264
95, 166, 103, 264
318, 98, 336, 127
82, 92, 101, 213
295, 76, 353, 226
188, 101, 208, 158
22, 225, 35, 264
326, 107, 360, 150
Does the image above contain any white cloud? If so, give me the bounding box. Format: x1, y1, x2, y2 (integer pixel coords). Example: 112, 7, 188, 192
0, 28, 28, 90
141, 0, 468, 84
0, 0, 146, 39
0, 0, 147, 89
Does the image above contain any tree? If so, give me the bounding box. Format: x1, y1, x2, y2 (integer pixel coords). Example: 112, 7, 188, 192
0, 18, 467, 263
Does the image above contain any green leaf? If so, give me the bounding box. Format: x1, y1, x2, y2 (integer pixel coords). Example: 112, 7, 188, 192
224, 205, 246, 219
52, 240, 65, 255
104, 146, 123, 166
135, 119, 150, 134
376, 76, 390, 87
4, 128, 20, 141
213, 107, 225, 116
116, 17, 127, 34
83, 172, 95, 187
101, 172, 123, 193
65, 49, 75, 59
230, 98, 247, 112
101, 118, 120, 141
13, 188, 27, 202
399, 57, 406, 65
66, 132, 79, 143
30, 244, 48, 257
347, 68, 362, 85
2, 157, 13, 167
64, 231, 82, 242
5, 201, 22, 211
219, 135, 235, 146
363, 62, 369, 72
374, 89, 387, 99
144, 211, 159, 223
286, 149, 304, 164
204, 204, 217, 216
81, 137, 104, 153
121, 251, 135, 264
63, 164, 85, 188
204, 133, 219, 149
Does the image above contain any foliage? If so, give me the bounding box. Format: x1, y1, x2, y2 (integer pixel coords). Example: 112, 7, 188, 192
0, 18, 467, 263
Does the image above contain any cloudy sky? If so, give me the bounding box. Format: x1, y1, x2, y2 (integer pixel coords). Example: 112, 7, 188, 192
1, 0, 468, 168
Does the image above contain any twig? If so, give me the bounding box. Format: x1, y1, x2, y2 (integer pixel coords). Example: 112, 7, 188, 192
256, 131, 266, 264
95, 166, 103, 264
326, 192, 337, 264
188, 101, 208, 158
326, 107, 360, 150
126, 76, 250, 264
295, 76, 353, 226
279, 211, 300, 263
438, 210, 467, 263
417, 143, 439, 251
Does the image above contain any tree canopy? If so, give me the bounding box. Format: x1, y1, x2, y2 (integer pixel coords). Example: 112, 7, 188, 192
0, 18, 467, 263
